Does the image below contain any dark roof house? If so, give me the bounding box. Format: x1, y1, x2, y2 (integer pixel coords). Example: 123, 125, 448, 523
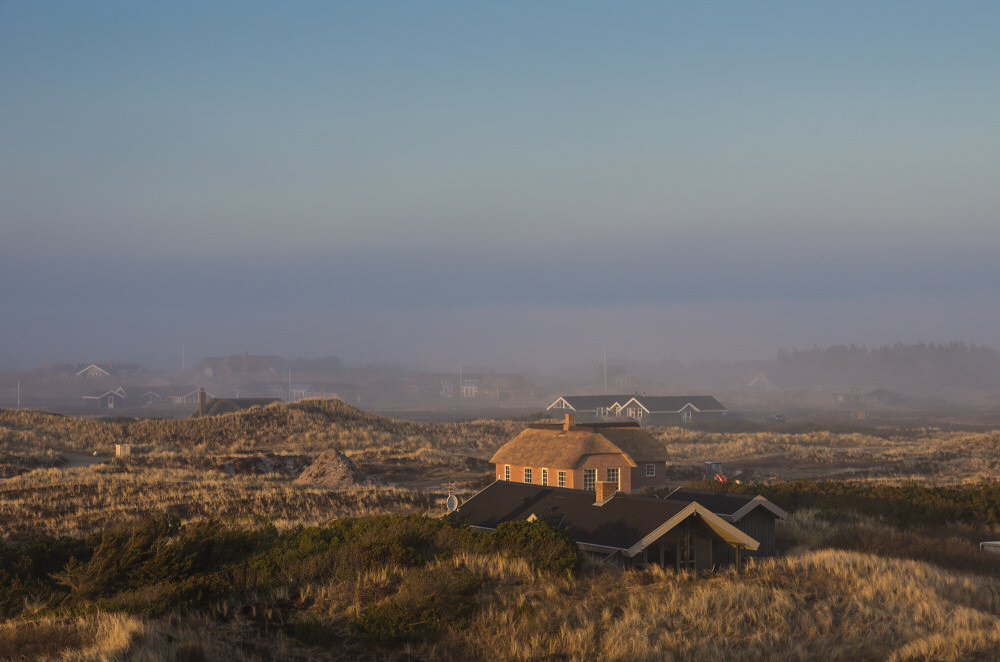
451, 481, 759, 571
548, 394, 727, 425
666, 488, 788, 559
83, 386, 128, 410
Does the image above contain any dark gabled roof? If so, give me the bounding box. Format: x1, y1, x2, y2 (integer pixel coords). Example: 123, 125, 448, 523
75, 363, 111, 376
547, 395, 634, 411
548, 394, 727, 414
666, 488, 788, 522
83, 386, 127, 400
625, 396, 727, 413
490, 423, 668, 468
451, 481, 757, 555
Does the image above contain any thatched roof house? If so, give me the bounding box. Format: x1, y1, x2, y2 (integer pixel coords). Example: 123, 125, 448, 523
490, 414, 669, 493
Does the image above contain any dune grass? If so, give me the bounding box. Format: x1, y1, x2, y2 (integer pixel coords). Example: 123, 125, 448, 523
4, 402, 1000, 660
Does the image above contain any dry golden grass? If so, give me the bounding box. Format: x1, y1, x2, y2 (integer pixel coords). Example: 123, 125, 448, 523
6, 403, 1000, 659
0, 461, 439, 538
657, 426, 1000, 485
14, 548, 996, 662
417, 549, 1000, 661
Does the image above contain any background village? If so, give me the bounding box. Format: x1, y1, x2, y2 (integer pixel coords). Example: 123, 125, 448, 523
3, 341, 1000, 426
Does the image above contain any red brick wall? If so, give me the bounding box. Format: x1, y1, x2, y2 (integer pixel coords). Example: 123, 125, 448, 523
495, 455, 665, 493
495, 463, 573, 488
576, 454, 632, 492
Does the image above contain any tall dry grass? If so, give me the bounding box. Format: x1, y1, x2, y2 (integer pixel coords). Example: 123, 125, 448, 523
39, 548, 995, 662
656, 426, 1000, 485
0, 462, 438, 539
422, 549, 1000, 661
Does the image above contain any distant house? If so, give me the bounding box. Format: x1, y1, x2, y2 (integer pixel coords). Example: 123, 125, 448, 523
490, 414, 669, 493
450, 481, 759, 571
130, 387, 168, 406
75, 363, 144, 379
75, 364, 111, 379
746, 373, 777, 390
83, 387, 128, 410
835, 388, 901, 406
460, 378, 479, 398
665, 488, 787, 560
547, 394, 727, 425
168, 389, 212, 405
195, 353, 283, 376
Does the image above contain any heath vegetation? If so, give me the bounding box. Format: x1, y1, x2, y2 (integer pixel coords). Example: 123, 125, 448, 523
3, 400, 1000, 660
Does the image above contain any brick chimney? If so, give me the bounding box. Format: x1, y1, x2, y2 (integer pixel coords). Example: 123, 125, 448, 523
595, 480, 618, 504
563, 413, 574, 431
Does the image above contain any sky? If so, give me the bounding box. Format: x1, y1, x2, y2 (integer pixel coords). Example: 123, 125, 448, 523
1, 2, 999, 372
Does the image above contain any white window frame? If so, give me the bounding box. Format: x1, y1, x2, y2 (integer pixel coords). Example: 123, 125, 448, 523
607, 467, 620, 489
541, 468, 548, 486
523, 467, 532, 484
557, 470, 566, 488
583, 469, 596, 491
646, 463, 655, 477
504, 465, 510, 481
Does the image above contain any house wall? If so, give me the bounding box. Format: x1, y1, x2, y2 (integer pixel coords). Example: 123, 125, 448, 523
495, 463, 575, 489
646, 411, 725, 426
495, 456, 666, 493
651, 526, 715, 572
575, 454, 633, 492
629, 462, 668, 492
736, 509, 778, 557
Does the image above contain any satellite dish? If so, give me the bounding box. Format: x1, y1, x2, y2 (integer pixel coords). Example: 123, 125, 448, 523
446, 495, 459, 512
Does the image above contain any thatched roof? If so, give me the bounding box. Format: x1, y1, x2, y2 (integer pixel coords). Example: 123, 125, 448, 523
490, 423, 668, 469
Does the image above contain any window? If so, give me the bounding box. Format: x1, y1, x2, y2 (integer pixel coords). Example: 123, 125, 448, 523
583, 469, 596, 491
682, 409, 693, 422
504, 465, 510, 481
107, 396, 114, 409
607, 467, 620, 488
646, 463, 656, 477
541, 469, 548, 486
557, 471, 566, 488
524, 467, 532, 484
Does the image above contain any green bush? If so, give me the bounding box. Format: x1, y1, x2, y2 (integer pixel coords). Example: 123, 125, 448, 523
487, 520, 581, 574
292, 615, 338, 647
353, 565, 481, 646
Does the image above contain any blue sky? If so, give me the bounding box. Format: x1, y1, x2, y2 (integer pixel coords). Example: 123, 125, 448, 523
1, 2, 999, 371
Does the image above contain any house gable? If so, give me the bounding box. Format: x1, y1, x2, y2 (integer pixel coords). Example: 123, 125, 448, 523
450, 482, 759, 566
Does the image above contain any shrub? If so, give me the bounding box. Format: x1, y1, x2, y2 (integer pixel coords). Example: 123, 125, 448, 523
487, 520, 581, 574
292, 615, 337, 647
352, 565, 481, 646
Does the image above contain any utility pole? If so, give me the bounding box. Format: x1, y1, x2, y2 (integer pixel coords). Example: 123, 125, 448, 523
603, 351, 607, 392
17, 381, 20, 408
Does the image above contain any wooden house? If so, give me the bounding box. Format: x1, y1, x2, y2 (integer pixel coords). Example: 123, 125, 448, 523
547, 394, 727, 425
665, 488, 787, 561
83, 387, 128, 410
450, 481, 759, 571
